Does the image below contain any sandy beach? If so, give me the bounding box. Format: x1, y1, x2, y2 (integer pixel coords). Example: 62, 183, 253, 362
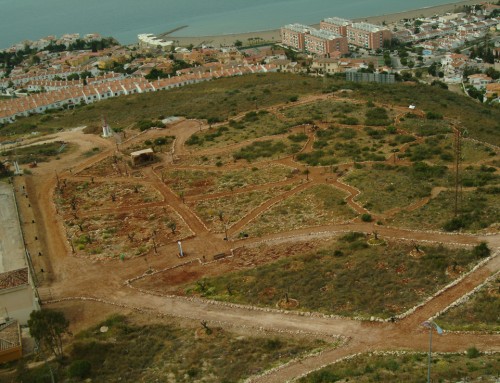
169, 0, 480, 47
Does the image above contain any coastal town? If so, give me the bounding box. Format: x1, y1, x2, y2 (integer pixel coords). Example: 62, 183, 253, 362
0, 1, 499, 382
1, 2, 499, 125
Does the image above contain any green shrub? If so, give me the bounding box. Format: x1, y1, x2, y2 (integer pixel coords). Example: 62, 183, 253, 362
443, 217, 466, 232
365, 107, 391, 126
288, 133, 308, 142
68, 360, 91, 378
386, 125, 397, 134
340, 117, 359, 125
472, 242, 490, 258
426, 111, 443, 120
233, 140, 287, 162
466, 347, 480, 359
394, 135, 416, 144
361, 213, 373, 222
340, 232, 365, 242
186, 134, 203, 146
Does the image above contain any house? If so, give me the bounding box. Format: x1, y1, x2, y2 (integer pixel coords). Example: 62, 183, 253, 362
468, 73, 493, 89
269, 59, 293, 72
311, 57, 340, 74
0, 320, 22, 363
481, 2, 500, 16
484, 82, 500, 101
441, 53, 470, 76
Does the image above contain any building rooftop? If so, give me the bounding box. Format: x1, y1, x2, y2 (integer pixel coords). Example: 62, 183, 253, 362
309, 29, 342, 40
130, 148, 154, 157
138, 34, 173, 48
283, 23, 310, 33
350, 22, 386, 32
0, 320, 21, 353
0, 183, 26, 275
322, 17, 351, 26
0, 268, 28, 290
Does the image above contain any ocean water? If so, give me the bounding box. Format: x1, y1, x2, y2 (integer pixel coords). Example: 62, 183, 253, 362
1, 0, 464, 48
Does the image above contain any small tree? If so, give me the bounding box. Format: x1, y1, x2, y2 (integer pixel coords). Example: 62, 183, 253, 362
28, 309, 69, 359
168, 222, 176, 234
303, 168, 310, 181
0, 161, 12, 178
200, 320, 212, 335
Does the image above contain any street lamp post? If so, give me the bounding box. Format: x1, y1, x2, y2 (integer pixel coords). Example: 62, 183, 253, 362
422, 320, 443, 383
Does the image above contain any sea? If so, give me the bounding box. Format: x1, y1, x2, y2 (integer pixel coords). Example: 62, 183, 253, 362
1, 0, 465, 49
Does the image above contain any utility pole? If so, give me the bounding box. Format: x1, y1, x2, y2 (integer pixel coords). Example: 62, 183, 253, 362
422, 321, 443, 383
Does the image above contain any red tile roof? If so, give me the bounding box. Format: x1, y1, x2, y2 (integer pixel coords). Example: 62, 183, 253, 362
0, 268, 29, 290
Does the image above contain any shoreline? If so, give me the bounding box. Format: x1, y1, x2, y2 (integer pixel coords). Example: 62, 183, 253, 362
168, 0, 480, 47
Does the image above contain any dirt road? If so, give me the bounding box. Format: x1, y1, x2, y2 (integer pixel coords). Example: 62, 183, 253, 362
13, 93, 499, 382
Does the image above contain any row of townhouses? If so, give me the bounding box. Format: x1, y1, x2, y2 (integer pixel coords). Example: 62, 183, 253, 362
0, 66, 100, 88
0, 64, 277, 124
5, 33, 103, 53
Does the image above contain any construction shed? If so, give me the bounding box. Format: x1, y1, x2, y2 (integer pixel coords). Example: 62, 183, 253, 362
130, 148, 154, 166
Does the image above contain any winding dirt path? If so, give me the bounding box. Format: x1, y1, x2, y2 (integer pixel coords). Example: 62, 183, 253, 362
14, 92, 499, 382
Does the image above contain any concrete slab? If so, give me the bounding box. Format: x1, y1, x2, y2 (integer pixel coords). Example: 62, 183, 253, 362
0, 182, 26, 273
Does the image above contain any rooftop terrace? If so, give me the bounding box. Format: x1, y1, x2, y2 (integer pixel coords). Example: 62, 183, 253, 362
322, 17, 351, 26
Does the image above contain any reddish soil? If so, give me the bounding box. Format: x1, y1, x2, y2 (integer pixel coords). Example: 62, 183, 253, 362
13, 95, 499, 382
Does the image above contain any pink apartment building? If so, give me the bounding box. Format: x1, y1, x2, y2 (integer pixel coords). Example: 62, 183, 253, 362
320, 17, 350, 36
321, 18, 392, 50
305, 29, 348, 55
281, 24, 348, 55
280, 24, 308, 50
346, 22, 392, 50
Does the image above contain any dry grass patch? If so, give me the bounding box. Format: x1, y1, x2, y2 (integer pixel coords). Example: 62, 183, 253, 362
437, 276, 500, 332
163, 164, 295, 196
55, 180, 162, 211
183, 237, 490, 318
461, 139, 498, 164
78, 155, 142, 178
186, 110, 292, 148
345, 163, 450, 214
350, 82, 500, 145
390, 188, 499, 232
132, 240, 321, 295
13, 314, 327, 383
282, 99, 362, 124
299, 351, 500, 383
296, 125, 398, 166
0, 141, 74, 164
66, 206, 190, 259
282, 99, 398, 127
245, 184, 356, 236
191, 183, 301, 233
398, 115, 453, 136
